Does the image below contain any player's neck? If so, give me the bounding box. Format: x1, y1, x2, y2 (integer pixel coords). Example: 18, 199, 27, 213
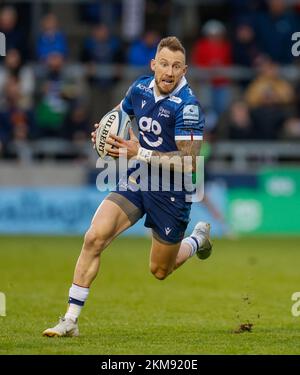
153, 84, 171, 99
153, 84, 164, 98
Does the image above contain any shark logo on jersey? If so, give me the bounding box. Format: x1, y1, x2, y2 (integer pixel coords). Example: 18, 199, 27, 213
183, 105, 199, 120
158, 106, 170, 118
141, 100, 147, 108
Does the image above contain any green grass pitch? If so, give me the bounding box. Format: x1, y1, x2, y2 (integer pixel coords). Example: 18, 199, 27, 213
0, 235, 300, 354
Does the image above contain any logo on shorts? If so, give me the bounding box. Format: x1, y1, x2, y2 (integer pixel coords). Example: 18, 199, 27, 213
165, 227, 172, 236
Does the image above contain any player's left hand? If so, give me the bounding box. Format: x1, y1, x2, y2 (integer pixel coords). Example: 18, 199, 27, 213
106, 127, 140, 159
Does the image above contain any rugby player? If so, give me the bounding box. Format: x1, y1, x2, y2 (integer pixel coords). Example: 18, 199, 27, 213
43, 36, 213, 337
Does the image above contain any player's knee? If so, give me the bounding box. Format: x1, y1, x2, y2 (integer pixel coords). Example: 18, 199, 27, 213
150, 264, 169, 280
84, 228, 110, 255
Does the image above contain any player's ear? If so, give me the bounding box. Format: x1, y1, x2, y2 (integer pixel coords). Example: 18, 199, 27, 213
150, 59, 156, 72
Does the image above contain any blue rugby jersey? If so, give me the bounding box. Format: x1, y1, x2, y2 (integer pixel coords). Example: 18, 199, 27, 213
121, 75, 204, 150
120, 75, 205, 194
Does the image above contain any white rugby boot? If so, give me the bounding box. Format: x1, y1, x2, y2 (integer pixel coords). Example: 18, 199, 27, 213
42, 317, 79, 337
191, 221, 213, 260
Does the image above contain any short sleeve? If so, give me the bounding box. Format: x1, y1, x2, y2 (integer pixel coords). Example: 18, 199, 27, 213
120, 83, 135, 116
174, 101, 204, 141
120, 78, 141, 116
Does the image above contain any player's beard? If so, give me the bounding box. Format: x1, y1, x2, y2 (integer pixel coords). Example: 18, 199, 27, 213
155, 77, 177, 95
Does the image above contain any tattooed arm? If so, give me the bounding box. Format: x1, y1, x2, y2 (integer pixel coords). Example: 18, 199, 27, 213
106, 133, 201, 173
150, 140, 201, 173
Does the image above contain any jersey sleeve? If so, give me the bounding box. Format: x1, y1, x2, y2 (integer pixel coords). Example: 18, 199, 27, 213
174, 101, 205, 141
120, 83, 135, 116
120, 77, 142, 116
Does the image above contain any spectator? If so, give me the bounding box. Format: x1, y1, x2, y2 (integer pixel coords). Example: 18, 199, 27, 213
0, 115, 10, 156
293, 78, 300, 118
0, 6, 25, 58
0, 76, 35, 162
280, 117, 300, 140
35, 52, 85, 137
145, 0, 171, 35
216, 100, 254, 140
227, 101, 253, 140
78, 2, 122, 26
229, 0, 267, 24
232, 21, 260, 68
78, 2, 102, 24
63, 105, 90, 142
36, 13, 68, 61
80, 24, 123, 121
245, 56, 295, 109
0, 49, 34, 110
191, 20, 233, 115
245, 56, 295, 139
254, 0, 299, 64
81, 24, 122, 67
127, 30, 160, 67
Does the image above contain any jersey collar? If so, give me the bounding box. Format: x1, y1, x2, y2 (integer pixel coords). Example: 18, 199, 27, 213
149, 76, 187, 103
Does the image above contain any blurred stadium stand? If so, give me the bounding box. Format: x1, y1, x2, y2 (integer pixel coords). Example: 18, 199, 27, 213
1, 0, 300, 236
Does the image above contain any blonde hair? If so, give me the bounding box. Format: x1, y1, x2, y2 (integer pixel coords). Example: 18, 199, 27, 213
156, 36, 185, 56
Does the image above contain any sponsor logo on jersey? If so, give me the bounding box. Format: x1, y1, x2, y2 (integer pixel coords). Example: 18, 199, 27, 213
139, 116, 163, 147
183, 105, 199, 120
141, 100, 147, 108
158, 106, 170, 118
183, 120, 203, 130
137, 83, 153, 94
168, 95, 182, 104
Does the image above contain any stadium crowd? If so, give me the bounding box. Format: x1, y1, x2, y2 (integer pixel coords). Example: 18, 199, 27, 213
1, 0, 300, 162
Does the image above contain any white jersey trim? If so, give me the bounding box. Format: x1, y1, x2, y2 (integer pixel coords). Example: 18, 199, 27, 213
175, 135, 203, 140
120, 100, 132, 116
148, 76, 188, 103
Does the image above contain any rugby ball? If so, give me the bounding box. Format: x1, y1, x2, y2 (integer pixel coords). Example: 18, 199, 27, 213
95, 109, 131, 158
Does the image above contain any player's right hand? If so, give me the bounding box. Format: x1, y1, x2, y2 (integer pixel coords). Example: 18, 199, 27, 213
91, 123, 99, 148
